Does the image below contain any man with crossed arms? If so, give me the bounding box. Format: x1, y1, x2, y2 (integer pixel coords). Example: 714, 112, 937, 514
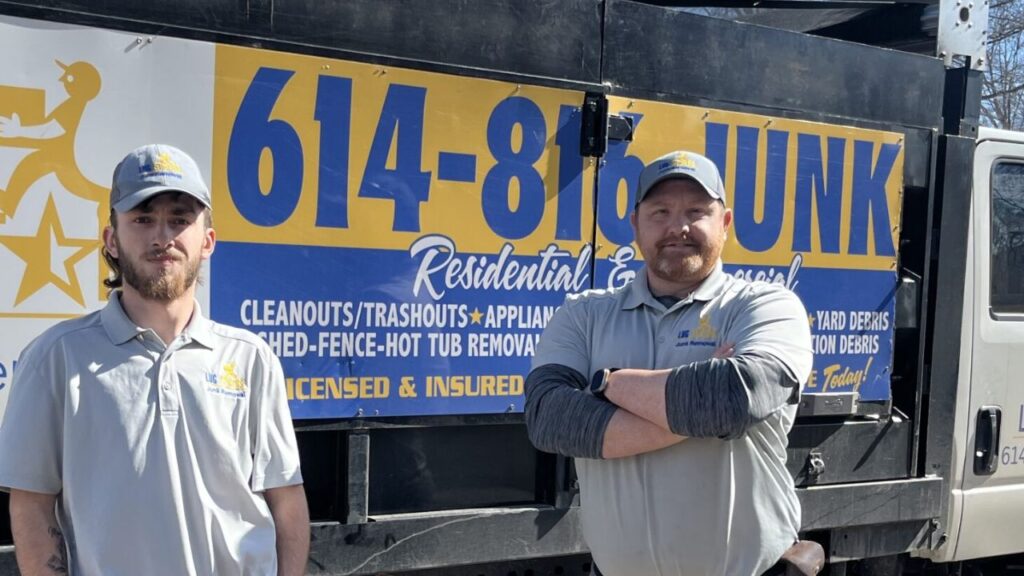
526, 150, 812, 576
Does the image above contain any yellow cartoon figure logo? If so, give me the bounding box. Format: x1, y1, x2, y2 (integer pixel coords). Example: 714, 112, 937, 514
141, 152, 183, 179
219, 362, 247, 392
205, 362, 248, 398
0, 60, 108, 310
657, 152, 698, 174
668, 153, 698, 170
692, 313, 718, 341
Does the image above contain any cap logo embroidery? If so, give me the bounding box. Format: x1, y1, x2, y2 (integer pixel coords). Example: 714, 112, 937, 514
139, 152, 183, 180
661, 153, 697, 173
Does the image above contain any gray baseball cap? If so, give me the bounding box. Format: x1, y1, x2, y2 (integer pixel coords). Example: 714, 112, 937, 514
111, 144, 212, 213
636, 150, 726, 206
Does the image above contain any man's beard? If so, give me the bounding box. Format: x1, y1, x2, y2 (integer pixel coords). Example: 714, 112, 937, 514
117, 238, 200, 302
650, 240, 720, 286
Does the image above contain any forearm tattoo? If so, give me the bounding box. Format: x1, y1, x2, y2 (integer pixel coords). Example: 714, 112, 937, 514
45, 526, 67, 574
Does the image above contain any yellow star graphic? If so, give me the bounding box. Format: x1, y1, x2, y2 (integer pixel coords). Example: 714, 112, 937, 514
807, 314, 816, 327
470, 307, 483, 324
0, 195, 99, 306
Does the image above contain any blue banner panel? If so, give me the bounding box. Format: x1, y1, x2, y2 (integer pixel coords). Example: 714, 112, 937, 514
214, 239, 895, 418
212, 240, 588, 418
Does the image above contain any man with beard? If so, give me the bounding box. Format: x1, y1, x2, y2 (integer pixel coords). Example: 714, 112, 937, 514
0, 144, 309, 575
525, 150, 813, 576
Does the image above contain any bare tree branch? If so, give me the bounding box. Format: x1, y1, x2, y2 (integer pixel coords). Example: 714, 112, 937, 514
982, 0, 1024, 130
983, 82, 1024, 100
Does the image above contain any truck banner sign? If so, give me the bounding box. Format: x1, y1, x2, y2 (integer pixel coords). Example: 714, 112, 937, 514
0, 16, 903, 419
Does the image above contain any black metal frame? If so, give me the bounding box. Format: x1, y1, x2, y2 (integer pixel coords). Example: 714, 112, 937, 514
917, 132, 977, 548
0, 0, 983, 572
0, 0, 606, 94
601, 0, 945, 131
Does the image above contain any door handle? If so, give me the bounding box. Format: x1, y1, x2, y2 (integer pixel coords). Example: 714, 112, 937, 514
974, 406, 1002, 475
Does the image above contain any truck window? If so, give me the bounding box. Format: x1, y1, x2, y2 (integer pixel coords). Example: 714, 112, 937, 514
992, 161, 1024, 314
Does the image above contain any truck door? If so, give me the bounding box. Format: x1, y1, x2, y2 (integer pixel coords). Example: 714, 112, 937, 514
955, 129, 1024, 560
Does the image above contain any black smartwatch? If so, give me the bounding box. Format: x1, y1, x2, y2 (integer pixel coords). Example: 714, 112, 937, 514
589, 368, 619, 400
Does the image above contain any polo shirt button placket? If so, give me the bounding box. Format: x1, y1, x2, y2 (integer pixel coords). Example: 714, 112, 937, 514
158, 351, 181, 414
160, 377, 179, 414
654, 312, 680, 365
164, 342, 175, 389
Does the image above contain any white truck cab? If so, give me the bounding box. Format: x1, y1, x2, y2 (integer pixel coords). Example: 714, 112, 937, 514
934, 127, 1024, 562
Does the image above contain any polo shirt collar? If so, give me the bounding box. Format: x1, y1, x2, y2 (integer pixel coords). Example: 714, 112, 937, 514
185, 303, 216, 349
101, 294, 143, 345
622, 270, 667, 310
101, 293, 216, 348
621, 261, 727, 311
691, 262, 727, 302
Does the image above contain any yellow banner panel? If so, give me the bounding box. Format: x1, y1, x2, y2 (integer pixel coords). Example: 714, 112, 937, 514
213, 44, 594, 256
600, 97, 904, 272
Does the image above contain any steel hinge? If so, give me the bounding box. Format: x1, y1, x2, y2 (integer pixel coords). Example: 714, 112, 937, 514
580, 92, 634, 158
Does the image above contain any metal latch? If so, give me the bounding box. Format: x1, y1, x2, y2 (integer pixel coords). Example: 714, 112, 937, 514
806, 451, 826, 483
895, 271, 921, 330
798, 392, 859, 417
580, 92, 634, 158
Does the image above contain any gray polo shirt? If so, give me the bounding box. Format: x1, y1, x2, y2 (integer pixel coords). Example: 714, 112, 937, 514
531, 264, 812, 576
0, 295, 302, 576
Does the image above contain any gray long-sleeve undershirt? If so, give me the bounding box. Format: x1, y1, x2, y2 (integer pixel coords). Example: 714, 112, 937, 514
524, 352, 799, 457
524, 363, 617, 459
666, 350, 800, 440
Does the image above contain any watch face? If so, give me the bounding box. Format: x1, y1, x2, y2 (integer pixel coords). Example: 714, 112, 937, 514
590, 369, 606, 395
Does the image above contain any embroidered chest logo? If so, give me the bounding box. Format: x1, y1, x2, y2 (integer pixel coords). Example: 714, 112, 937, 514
676, 313, 718, 348
692, 314, 717, 340
205, 362, 247, 398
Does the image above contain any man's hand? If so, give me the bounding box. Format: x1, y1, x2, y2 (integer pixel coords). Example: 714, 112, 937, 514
713, 342, 735, 359
602, 409, 686, 458
9, 488, 66, 576
602, 341, 735, 434
264, 484, 310, 576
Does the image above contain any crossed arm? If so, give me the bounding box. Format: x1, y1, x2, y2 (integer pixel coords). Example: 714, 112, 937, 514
525, 288, 811, 460
525, 344, 803, 459
524, 344, 741, 460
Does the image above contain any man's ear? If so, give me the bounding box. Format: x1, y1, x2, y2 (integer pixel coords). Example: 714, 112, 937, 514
201, 227, 216, 260
102, 226, 118, 258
